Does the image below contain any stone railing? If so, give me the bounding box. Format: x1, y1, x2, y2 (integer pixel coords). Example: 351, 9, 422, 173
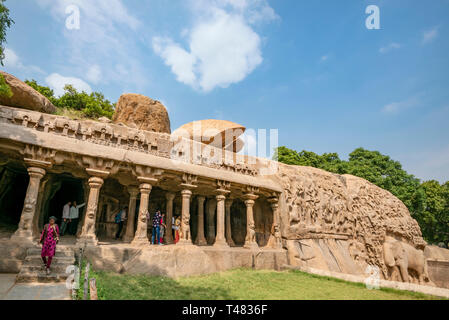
0, 105, 278, 177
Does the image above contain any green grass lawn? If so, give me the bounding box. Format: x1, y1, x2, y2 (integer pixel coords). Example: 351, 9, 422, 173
79, 268, 444, 300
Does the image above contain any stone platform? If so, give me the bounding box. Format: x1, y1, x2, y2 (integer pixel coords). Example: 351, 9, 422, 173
84, 242, 288, 278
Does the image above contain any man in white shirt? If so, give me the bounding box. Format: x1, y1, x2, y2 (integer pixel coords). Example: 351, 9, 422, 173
60, 201, 71, 236
69, 201, 86, 235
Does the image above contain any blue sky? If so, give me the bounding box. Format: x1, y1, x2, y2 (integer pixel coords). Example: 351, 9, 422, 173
2, 0, 449, 182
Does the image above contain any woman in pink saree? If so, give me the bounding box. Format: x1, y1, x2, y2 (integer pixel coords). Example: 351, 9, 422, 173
39, 216, 59, 275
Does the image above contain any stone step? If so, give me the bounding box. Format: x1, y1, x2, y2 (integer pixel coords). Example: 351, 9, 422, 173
16, 270, 70, 283
24, 255, 75, 265
20, 263, 73, 274
27, 248, 75, 258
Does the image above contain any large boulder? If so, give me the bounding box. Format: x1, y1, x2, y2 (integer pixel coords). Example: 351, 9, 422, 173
113, 93, 171, 133
0, 71, 56, 113
173, 119, 246, 152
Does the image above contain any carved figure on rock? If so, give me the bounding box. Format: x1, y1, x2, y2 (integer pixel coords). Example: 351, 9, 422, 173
383, 236, 431, 284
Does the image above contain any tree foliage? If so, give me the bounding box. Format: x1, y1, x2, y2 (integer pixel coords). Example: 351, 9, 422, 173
0, 0, 14, 97
0, 0, 13, 66
25, 80, 115, 119
275, 146, 449, 245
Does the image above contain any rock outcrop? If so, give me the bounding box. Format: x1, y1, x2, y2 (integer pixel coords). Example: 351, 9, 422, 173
113, 93, 171, 133
274, 163, 432, 284
173, 119, 246, 152
0, 71, 56, 113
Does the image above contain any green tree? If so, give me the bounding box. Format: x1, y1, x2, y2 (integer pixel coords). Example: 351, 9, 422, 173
0, 70, 11, 97
56, 85, 115, 119
0, 0, 14, 97
275, 146, 449, 244
24, 80, 116, 119
0, 0, 13, 66
25, 79, 56, 101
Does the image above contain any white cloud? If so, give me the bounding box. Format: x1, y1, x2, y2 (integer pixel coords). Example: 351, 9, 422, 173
152, 0, 277, 92
379, 42, 401, 54
320, 55, 330, 62
36, 0, 145, 89
86, 65, 102, 84
3, 48, 44, 74
45, 73, 92, 97
153, 37, 197, 86
382, 97, 419, 114
4, 48, 19, 68
422, 26, 439, 44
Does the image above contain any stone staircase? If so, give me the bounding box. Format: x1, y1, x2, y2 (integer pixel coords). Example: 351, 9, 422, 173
16, 246, 76, 283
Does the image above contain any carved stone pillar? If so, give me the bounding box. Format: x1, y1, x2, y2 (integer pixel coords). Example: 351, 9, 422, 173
11, 161, 49, 243
165, 192, 176, 245
130, 166, 163, 246
195, 196, 207, 246
214, 194, 228, 248
225, 199, 235, 247
178, 189, 193, 245
131, 183, 152, 246
77, 171, 107, 246
123, 186, 139, 243
178, 174, 197, 245
267, 197, 282, 249
243, 193, 259, 249
206, 198, 217, 244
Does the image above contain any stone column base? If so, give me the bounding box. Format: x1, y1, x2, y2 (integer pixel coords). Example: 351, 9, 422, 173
213, 239, 229, 248
195, 238, 208, 246
177, 239, 193, 246
122, 235, 134, 243
76, 236, 98, 247
10, 232, 35, 245
131, 237, 149, 246
244, 241, 259, 250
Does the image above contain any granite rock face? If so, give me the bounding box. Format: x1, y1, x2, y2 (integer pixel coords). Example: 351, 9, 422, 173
274, 163, 433, 284
113, 93, 171, 133
0, 71, 56, 113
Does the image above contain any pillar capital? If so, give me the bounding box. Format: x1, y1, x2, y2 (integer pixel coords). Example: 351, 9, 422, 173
181, 173, 198, 189
26, 166, 47, 179
225, 198, 234, 209
88, 176, 104, 189
86, 168, 110, 179
268, 197, 279, 209
24, 158, 52, 171
165, 191, 176, 201
197, 195, 206, 203
244, 198, 256, 207
139, 183, 152, 194
181, 189, 193, 197
215, 194, 226, 201
127, 186, 140, 197
132, 165, 163, 182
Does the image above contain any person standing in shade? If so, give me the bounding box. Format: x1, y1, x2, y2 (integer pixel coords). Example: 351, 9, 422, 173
159, 213, 166, 244
60, 201, 71, 236
151, 210, 162, 245
39, 216, 59, 275
115, 206, 128, 240
69, 201, 85, 235
174, 215, 181, 244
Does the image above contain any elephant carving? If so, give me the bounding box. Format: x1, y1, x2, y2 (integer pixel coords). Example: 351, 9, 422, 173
383, 237, 431, 284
